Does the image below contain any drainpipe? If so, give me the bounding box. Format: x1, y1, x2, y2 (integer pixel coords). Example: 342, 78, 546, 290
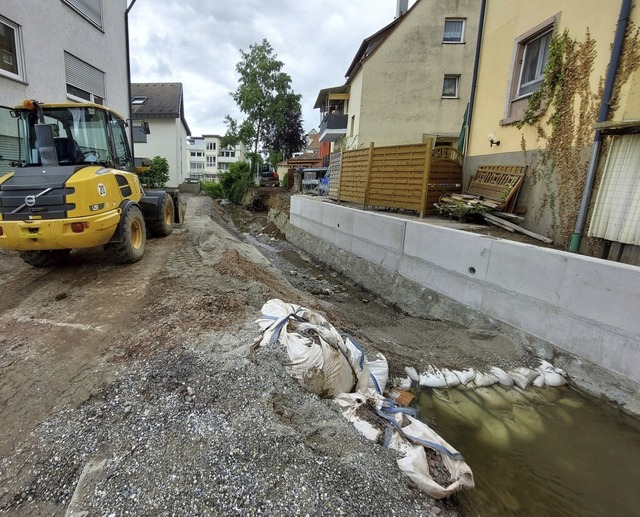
569, 0, 632, 252
125, 0, 138, 166
464, 0, 487, 158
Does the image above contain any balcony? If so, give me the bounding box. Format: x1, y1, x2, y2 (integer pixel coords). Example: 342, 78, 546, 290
319, 114, 348, 142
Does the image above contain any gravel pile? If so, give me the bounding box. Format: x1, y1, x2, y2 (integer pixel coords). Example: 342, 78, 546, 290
1, 329, 456, 516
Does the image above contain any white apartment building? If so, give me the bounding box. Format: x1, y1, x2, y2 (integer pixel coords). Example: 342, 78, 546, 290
186, 134, 245, 181
1, 0, 129, 116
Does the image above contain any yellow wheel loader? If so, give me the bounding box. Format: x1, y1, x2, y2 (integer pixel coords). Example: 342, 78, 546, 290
0, 100, 175, 266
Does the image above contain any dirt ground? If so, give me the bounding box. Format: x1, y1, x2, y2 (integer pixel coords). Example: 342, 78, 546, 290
0, 193, 534, 516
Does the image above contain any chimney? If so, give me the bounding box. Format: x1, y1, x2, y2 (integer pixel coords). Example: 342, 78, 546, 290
395, 0, 409, 19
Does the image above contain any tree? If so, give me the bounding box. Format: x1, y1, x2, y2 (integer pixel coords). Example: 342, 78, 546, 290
218, 161, 253, 204
139, 156, 169, 188
261, 92, 306, 161
223, 40, 305, 176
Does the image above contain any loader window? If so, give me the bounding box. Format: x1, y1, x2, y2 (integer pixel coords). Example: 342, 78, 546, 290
110, 118, 132, 172
0, 105, 26, 174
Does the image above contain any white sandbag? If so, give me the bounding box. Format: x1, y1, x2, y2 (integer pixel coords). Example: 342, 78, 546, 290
474, 370, 499, 387
404, 366, 420, 383
419, 365, 448, 388
392, 376, 413, 390
508, 367, 540, 390
538, 360, 566, 387
442, 368, 461, 387
489, 366, 514, 387
453, 368, 476, 385
256, 300, 355, 397
356, 353, 389, 395
391, 414, 474, 499
334, 393, 381, 442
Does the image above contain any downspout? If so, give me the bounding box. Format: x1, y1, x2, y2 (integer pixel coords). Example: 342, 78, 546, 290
125, 0, 138, 167
464, 0, 487, 158
569, 0, 632, 252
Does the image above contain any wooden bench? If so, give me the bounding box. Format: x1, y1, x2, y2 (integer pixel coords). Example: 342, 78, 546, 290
466, 165, 526, 212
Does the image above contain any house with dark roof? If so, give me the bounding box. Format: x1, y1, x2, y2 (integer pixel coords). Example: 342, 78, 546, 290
131, 83, 191, 188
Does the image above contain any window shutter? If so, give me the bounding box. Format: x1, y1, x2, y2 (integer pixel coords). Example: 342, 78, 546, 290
64, 0, 102, 28
64, 52, 105, 99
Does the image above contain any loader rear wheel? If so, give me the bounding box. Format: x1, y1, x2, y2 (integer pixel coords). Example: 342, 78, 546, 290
147, 193, 174, 237
19, 249, 71, 267
106, 205, 146, 263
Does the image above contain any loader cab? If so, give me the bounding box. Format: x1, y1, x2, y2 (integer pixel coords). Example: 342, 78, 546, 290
0, 102, 133, 174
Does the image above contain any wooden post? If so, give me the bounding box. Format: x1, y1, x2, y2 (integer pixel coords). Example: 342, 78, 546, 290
363, 142, 375, 210
336, 151, 344, 202
419, 138, 434, 218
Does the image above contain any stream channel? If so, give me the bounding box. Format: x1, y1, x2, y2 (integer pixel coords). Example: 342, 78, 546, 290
416, 385, 640, 516
227, 201, 640, 516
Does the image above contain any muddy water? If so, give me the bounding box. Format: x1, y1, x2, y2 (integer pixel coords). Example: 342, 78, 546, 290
416, 386, 640, 516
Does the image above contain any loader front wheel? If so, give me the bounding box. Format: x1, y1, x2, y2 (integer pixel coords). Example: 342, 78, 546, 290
19, 249, 71, 267
147, 192, 174, 237
106, 205, 146, 263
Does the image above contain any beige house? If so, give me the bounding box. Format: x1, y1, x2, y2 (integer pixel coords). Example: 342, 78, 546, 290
337, 0, 481, 149
465, 0, 640, 263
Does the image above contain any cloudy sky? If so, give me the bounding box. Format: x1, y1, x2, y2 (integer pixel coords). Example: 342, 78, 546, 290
128, 0, 417, 137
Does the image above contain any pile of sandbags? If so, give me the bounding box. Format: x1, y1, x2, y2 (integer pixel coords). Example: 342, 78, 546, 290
255, 299, 474, 499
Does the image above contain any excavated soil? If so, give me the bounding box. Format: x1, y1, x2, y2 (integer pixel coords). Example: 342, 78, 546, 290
0, 193, 533, 516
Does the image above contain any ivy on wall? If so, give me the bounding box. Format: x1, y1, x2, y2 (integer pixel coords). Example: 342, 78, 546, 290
518, 25, 640, 247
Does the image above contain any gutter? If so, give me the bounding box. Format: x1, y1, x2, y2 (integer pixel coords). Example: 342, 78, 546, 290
464, 0, 487, 156
569, 0, 632, 252
125, 0, 138, 166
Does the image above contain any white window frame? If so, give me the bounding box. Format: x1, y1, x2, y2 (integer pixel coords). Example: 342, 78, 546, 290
501, 16, 557, 125
0, 16, 25, 82
443, 19, 465, 44
206, 155, 216, 167
61, 0, 104, 30
516, 30, 552, 98
132, 96, 147, 105
442, 75, 460, 98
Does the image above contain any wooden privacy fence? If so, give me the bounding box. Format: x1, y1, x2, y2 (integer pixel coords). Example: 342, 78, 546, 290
329, 141, 463, 217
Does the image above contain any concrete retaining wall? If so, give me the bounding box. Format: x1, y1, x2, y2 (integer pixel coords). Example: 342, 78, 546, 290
288, 196, 640, 389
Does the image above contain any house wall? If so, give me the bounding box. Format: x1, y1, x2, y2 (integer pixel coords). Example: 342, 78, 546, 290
346, 70, 363, 148
465, 1, 627, 243
1, 1, 129, 117
287, 195, 640, 410
354, 0, 480, 147
135, 119, 184, 188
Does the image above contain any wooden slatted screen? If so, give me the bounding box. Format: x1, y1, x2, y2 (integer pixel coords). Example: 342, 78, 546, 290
336, 143, 462, 215
328, 151, 341, 200
338, 148, 369, 203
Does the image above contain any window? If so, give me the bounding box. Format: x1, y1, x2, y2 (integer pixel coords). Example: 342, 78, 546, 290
517, 30, 552, 97
65, 52, 105, 104
443, 19, 465, 43
62, 0, 103, 29
206, 142, 216, 151
0, 16, 24, 81
206, 155, 216, 167
501, 17, 556, 125
190, 162, 204, 171
132, 96, 147, 105
442, 75, 460, 98
190, 151, 203, 158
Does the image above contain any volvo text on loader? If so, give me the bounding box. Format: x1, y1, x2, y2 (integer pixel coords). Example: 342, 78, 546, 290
0, 100, 175, 266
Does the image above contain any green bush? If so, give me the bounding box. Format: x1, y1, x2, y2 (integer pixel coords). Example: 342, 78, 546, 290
201, 180, 224, 199
218, 161, 253, 204
139, 156, 170, 188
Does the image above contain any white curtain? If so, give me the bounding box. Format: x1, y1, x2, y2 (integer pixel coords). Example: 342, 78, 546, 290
589, 134, 640, 244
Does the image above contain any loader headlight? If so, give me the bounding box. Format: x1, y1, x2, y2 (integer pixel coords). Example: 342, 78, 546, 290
71, 222, 89, 233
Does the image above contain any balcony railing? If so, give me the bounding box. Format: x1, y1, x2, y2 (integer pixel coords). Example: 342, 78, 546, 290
319, 114, 348, 142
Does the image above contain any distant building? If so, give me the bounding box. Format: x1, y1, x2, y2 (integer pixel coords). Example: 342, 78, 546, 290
186, 135, 245, 181
130, 82, 191, 189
